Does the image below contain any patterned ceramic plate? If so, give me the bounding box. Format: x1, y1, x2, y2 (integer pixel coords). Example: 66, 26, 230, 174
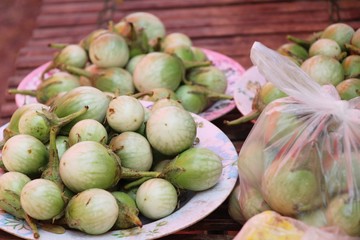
233, 65, 267, 116
15, 49, 245, 121
0, 101, 239, 240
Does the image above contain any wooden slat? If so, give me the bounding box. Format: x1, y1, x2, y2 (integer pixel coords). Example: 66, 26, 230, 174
26, 36, 88, 46
338, 0, 360, 8
166, 21, 329, 41
18, 46, 58, 56
0, 0, 42, 121
42, 0, 100, 3
143, 13, 330, 34
7, 75, 24, 85
0, 101, 17, 124
114, 0, 324, 11
115, 2, 327, 21
37, 12, 100, 27
15, 55, 54, 68
41, 1, 105, 14
339, 10, 360, 21
32, 25, 97, 39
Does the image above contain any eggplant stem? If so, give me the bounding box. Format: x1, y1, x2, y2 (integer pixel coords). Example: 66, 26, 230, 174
280, 49, 305, 65
24, 214, 40, 239
131, 91, 153, 99
125, 23, 151, 56
207, 92, 233, 100
0, 157, 5, 169
158, 165, 185, 179
137, 28, 151, 53
121, 167, 160, 179
108, 20, 114, 32
130, 215, 143, 228
335, 51, 348, 61
62, 64, 92, 78
41, 62, 55, 81
8, 89, 37, 97
307, 31, 323, 42
40, 106, 89, 188
182, 78, 193, 85
1, 127, 18, 146
41, 127, 62, 187
183, 60, 212, 69
0, 139, 6, 150
123, 177, 153, 190
150, 37, 162, 52
223, 109, 260, 126
48, 43, 68, 49
42, 106, 89, 127
127, 21, 137, 41
286, 35, 311, 49
345, 43, 360, 55
38, 222, 66, 234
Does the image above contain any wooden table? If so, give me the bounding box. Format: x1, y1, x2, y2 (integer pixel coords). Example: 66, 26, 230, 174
0, 0, 359, 239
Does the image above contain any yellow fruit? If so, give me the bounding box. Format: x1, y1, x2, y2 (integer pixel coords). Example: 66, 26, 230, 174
233, 210, 304, 240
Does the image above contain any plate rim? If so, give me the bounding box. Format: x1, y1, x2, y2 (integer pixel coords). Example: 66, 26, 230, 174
233, 65, 267, 117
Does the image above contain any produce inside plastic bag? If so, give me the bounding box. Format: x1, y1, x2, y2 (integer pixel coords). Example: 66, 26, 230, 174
235, 42, 360, 238
233, 210, 359, 240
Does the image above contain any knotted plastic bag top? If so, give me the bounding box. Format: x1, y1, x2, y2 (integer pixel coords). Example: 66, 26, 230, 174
251, 42, 360, 120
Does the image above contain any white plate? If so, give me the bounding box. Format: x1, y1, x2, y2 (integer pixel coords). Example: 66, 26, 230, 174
233, 66, 267, 116
15, 49, 245, 121
0, 101, 239, 240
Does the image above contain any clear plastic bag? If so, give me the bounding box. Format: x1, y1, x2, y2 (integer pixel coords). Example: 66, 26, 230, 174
236, 42, 360, 238
233, 210, 359, 240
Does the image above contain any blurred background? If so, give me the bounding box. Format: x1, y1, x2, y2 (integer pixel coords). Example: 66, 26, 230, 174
0, 0, 359, 124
